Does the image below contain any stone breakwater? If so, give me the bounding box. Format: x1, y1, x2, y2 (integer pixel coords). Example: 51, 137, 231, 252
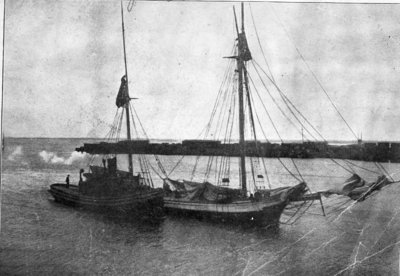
77, 140, 400, 163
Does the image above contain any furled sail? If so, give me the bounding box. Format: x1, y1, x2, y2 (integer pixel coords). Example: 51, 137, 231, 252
238, 33, 252, 61
116, 75, 129, 108
323, 174, 365, 196
164, 178, 243, 203
321, 174, 393, 201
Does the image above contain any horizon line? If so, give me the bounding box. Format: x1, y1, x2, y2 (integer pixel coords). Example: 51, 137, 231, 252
5, 136, 400, 143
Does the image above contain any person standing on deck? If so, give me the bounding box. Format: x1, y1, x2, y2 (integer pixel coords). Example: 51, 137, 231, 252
79, 169, 84, 184
102, 158, 107, 172
66, 175, 70, 188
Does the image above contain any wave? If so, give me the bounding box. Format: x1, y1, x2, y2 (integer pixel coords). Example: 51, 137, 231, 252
39, 150, 87, 165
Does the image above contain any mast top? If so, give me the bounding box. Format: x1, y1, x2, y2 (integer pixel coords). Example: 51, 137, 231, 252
233, 3, 252, 62
120, 0, 130, 92
116, 0, 132, 109
241, 2, 244, 33
120, 0, 134, 174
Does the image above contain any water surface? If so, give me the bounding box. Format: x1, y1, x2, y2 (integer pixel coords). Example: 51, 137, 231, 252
1, 138, 400, 275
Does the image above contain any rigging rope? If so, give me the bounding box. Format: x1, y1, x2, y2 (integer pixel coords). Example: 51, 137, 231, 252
167, 155, 185, 177
204, 44, 236, 138
247, 73, 283, 141
217, 89, 237, 185
343, 159, 380, 175
282, 200, 314, 225
248, 3, 275, 83
247, 72, 301, 182
116, 109, 124, 142
104, 109, 121, 141
204, 155, 215, 182
200, 48, 237, 183
251, 60, 369, 175
291, 158, 305, 183
191, 155, 201, 181
251, 61, 318, 141
244, 65, 271, 191
146, 158, 164, 180
252, 60, 324, 141
374, 162, 385, 176
249, 67, 342, 189
214, 72, 236, 140
246, 9, 378, 176
269, 5, 358, 141
247, 64, 308, 186
129, 102, 168, 177
376, 162, 394, 181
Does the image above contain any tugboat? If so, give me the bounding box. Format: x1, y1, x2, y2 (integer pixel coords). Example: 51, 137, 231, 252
49, 1, 163, 216
63, 2, 397, 226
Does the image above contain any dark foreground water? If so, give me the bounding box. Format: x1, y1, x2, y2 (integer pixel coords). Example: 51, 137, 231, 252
1, 138, 400, 275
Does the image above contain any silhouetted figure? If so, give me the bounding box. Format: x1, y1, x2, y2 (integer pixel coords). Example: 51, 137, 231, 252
102, 158, 106, 171
65, 175, 70, 188
163, 181, 172, 193
79, 169, 84, 184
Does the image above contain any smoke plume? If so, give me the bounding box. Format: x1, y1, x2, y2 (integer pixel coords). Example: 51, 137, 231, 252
8, 146, 23, 161
39, 150, 87, 165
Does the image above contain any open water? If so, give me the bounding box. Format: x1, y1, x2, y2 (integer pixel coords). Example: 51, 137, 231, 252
1, 138, 400, 275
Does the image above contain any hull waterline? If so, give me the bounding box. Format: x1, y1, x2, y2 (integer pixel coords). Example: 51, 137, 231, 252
49, 183, 164, 215
164, 197, 287, 226
163, 183, 307, 227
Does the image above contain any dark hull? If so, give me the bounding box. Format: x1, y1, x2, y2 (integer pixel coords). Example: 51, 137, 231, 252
164, 199, 287, 226
49, 183, 164, 215
164, 183, 307, 227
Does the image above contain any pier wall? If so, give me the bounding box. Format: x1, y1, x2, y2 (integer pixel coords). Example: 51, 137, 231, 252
76, 140, 400, 163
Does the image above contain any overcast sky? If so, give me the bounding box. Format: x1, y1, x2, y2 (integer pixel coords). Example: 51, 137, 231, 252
3, 0, 400, 141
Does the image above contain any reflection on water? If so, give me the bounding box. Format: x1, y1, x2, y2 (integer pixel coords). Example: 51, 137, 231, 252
1, 138, 400, 275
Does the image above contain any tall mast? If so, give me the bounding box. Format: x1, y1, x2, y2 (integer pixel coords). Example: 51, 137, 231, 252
120, 0, 133, 175
238, 2, 246, 194
1, 0, 5, 153
241, 1, 244, 33
233, 3, 252, 194
237, 40, 246, 193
